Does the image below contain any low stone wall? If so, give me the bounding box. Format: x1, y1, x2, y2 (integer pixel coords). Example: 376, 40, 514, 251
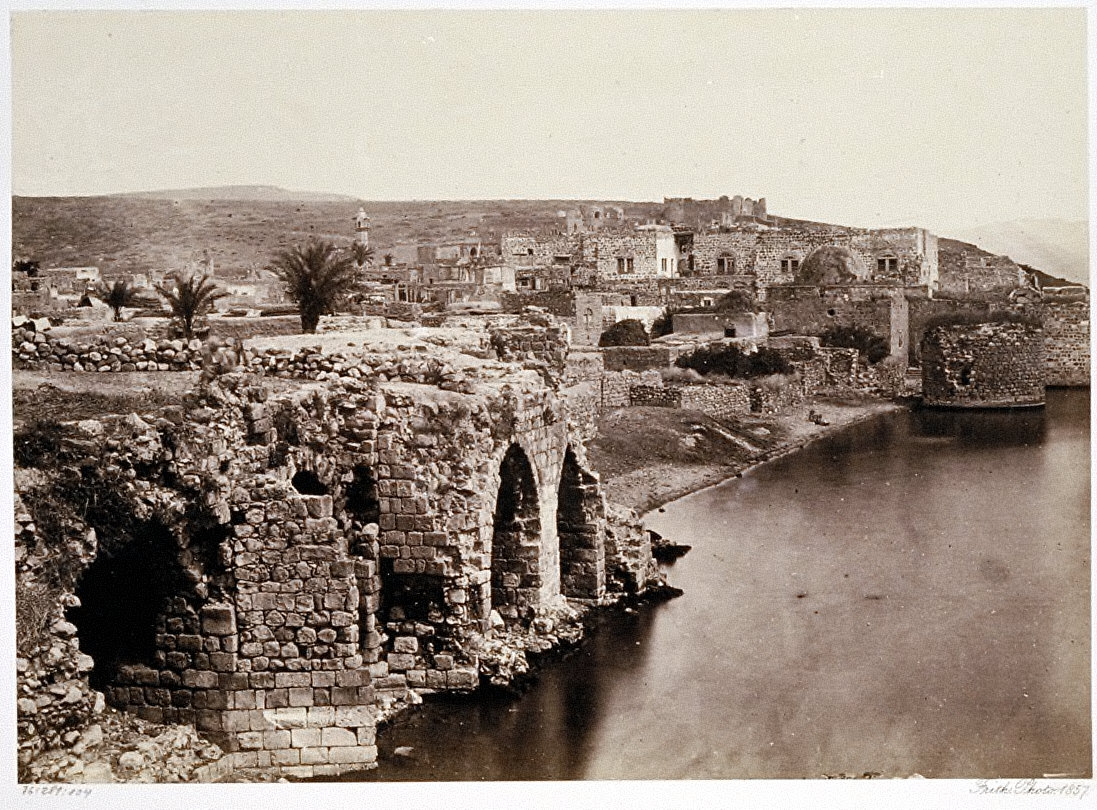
628, 382, 752, 420
602, 345, 674, 372
13, 324, 207, 372
921, 322, 1045, 408
748, 376, 805, 414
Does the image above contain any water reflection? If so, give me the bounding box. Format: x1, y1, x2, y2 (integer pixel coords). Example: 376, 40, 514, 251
912, 403, 1047, 446
338, 606, 661, 781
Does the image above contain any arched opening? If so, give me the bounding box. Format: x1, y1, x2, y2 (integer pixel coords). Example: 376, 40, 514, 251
491, 445, 542, 624
557, 449, 606, 600
291, 469, 328, 495
68, 520, 189, 692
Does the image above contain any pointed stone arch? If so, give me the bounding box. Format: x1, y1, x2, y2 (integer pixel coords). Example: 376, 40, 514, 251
490, 444, 542, 624
556, 448, 607, 600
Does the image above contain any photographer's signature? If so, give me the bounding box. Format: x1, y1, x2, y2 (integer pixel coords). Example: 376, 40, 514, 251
972, 779, 1090, 800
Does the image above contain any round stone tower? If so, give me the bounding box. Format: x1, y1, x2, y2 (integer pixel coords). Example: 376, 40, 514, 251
921, 320, 1045, 408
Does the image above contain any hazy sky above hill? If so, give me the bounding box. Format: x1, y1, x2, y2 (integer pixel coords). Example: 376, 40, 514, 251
10, 7, 1088, 236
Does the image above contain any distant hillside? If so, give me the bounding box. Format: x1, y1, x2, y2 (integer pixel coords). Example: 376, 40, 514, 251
947, 219, 1089, 287
112, 185, 361, 203
13, 194, 1083, 292
11, 196, 655, 278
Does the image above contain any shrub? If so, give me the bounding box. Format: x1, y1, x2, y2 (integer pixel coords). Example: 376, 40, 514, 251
712, 290, 754, 313
599, 319, 650, 347
820, 325, 889, 365
675, 344, 792, 379
660, 366, 703, 384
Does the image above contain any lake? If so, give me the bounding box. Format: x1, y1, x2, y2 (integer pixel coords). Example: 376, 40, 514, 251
340, 389, 1090, 780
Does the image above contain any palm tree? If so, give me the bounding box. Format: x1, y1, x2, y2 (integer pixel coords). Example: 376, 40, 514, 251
156, 272, 226, 340
351, 241, 374, 271
267, 241, 360, 334
94, 279, 140, 322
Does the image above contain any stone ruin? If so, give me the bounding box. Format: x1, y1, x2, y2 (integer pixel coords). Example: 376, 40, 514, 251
15, 321, 659, 779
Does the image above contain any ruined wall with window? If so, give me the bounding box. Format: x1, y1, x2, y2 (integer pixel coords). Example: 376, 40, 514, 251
689, 226, 937, 292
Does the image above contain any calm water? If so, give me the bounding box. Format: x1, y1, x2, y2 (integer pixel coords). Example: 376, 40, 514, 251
341, 389, 1090, 780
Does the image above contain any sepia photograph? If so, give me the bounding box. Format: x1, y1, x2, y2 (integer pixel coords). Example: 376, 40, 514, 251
5, 3, 1092, 805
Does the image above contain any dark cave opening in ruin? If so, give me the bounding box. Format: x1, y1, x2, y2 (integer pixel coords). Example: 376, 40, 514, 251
292, 469, 329, 495
68, 520, 188, 691
491, 444, 542, 622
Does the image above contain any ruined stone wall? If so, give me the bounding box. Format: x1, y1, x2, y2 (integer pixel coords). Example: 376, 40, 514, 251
1042, 299, 1090, 386
938, 253, 1020, 297
564, 348, 605, 386
16, 328, 662, 778
601, 345, 677, 372
921, 323, 1045, 407
501, 233, 578, 268
628, 382, 752, 420
12, 327, 208, 372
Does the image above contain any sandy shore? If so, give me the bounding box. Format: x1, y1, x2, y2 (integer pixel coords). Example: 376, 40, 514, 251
597, 399, 905, 517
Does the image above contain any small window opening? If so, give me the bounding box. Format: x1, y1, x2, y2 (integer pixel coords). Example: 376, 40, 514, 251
346, 465, 380, 526
380, 560, 446, 623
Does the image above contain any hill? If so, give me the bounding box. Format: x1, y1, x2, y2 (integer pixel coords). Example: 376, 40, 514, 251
113, 185, 360, 203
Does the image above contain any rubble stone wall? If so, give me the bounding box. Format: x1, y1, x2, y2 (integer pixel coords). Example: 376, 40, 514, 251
922, 322, 1045, 407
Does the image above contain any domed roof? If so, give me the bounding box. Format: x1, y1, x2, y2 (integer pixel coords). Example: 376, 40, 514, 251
796, 246, 868, 285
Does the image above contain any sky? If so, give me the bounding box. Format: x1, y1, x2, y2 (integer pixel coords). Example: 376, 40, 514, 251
9, 7, 1090, 235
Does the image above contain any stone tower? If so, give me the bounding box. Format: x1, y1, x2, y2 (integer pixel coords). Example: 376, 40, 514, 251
354, 207, 371, 249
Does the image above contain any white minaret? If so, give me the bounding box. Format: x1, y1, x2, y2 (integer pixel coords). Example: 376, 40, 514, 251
354, 207, 371, 249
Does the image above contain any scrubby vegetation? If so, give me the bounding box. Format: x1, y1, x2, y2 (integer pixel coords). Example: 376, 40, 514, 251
599, 318, 650, 347
820, 325, 889, 365
675, 343, 792, 379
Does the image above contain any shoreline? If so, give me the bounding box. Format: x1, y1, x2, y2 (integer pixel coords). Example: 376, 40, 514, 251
596, 398, 908, 519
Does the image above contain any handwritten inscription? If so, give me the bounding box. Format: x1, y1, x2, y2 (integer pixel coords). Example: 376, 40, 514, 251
21, 786, 94, 799
972, 780, 1090, 800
